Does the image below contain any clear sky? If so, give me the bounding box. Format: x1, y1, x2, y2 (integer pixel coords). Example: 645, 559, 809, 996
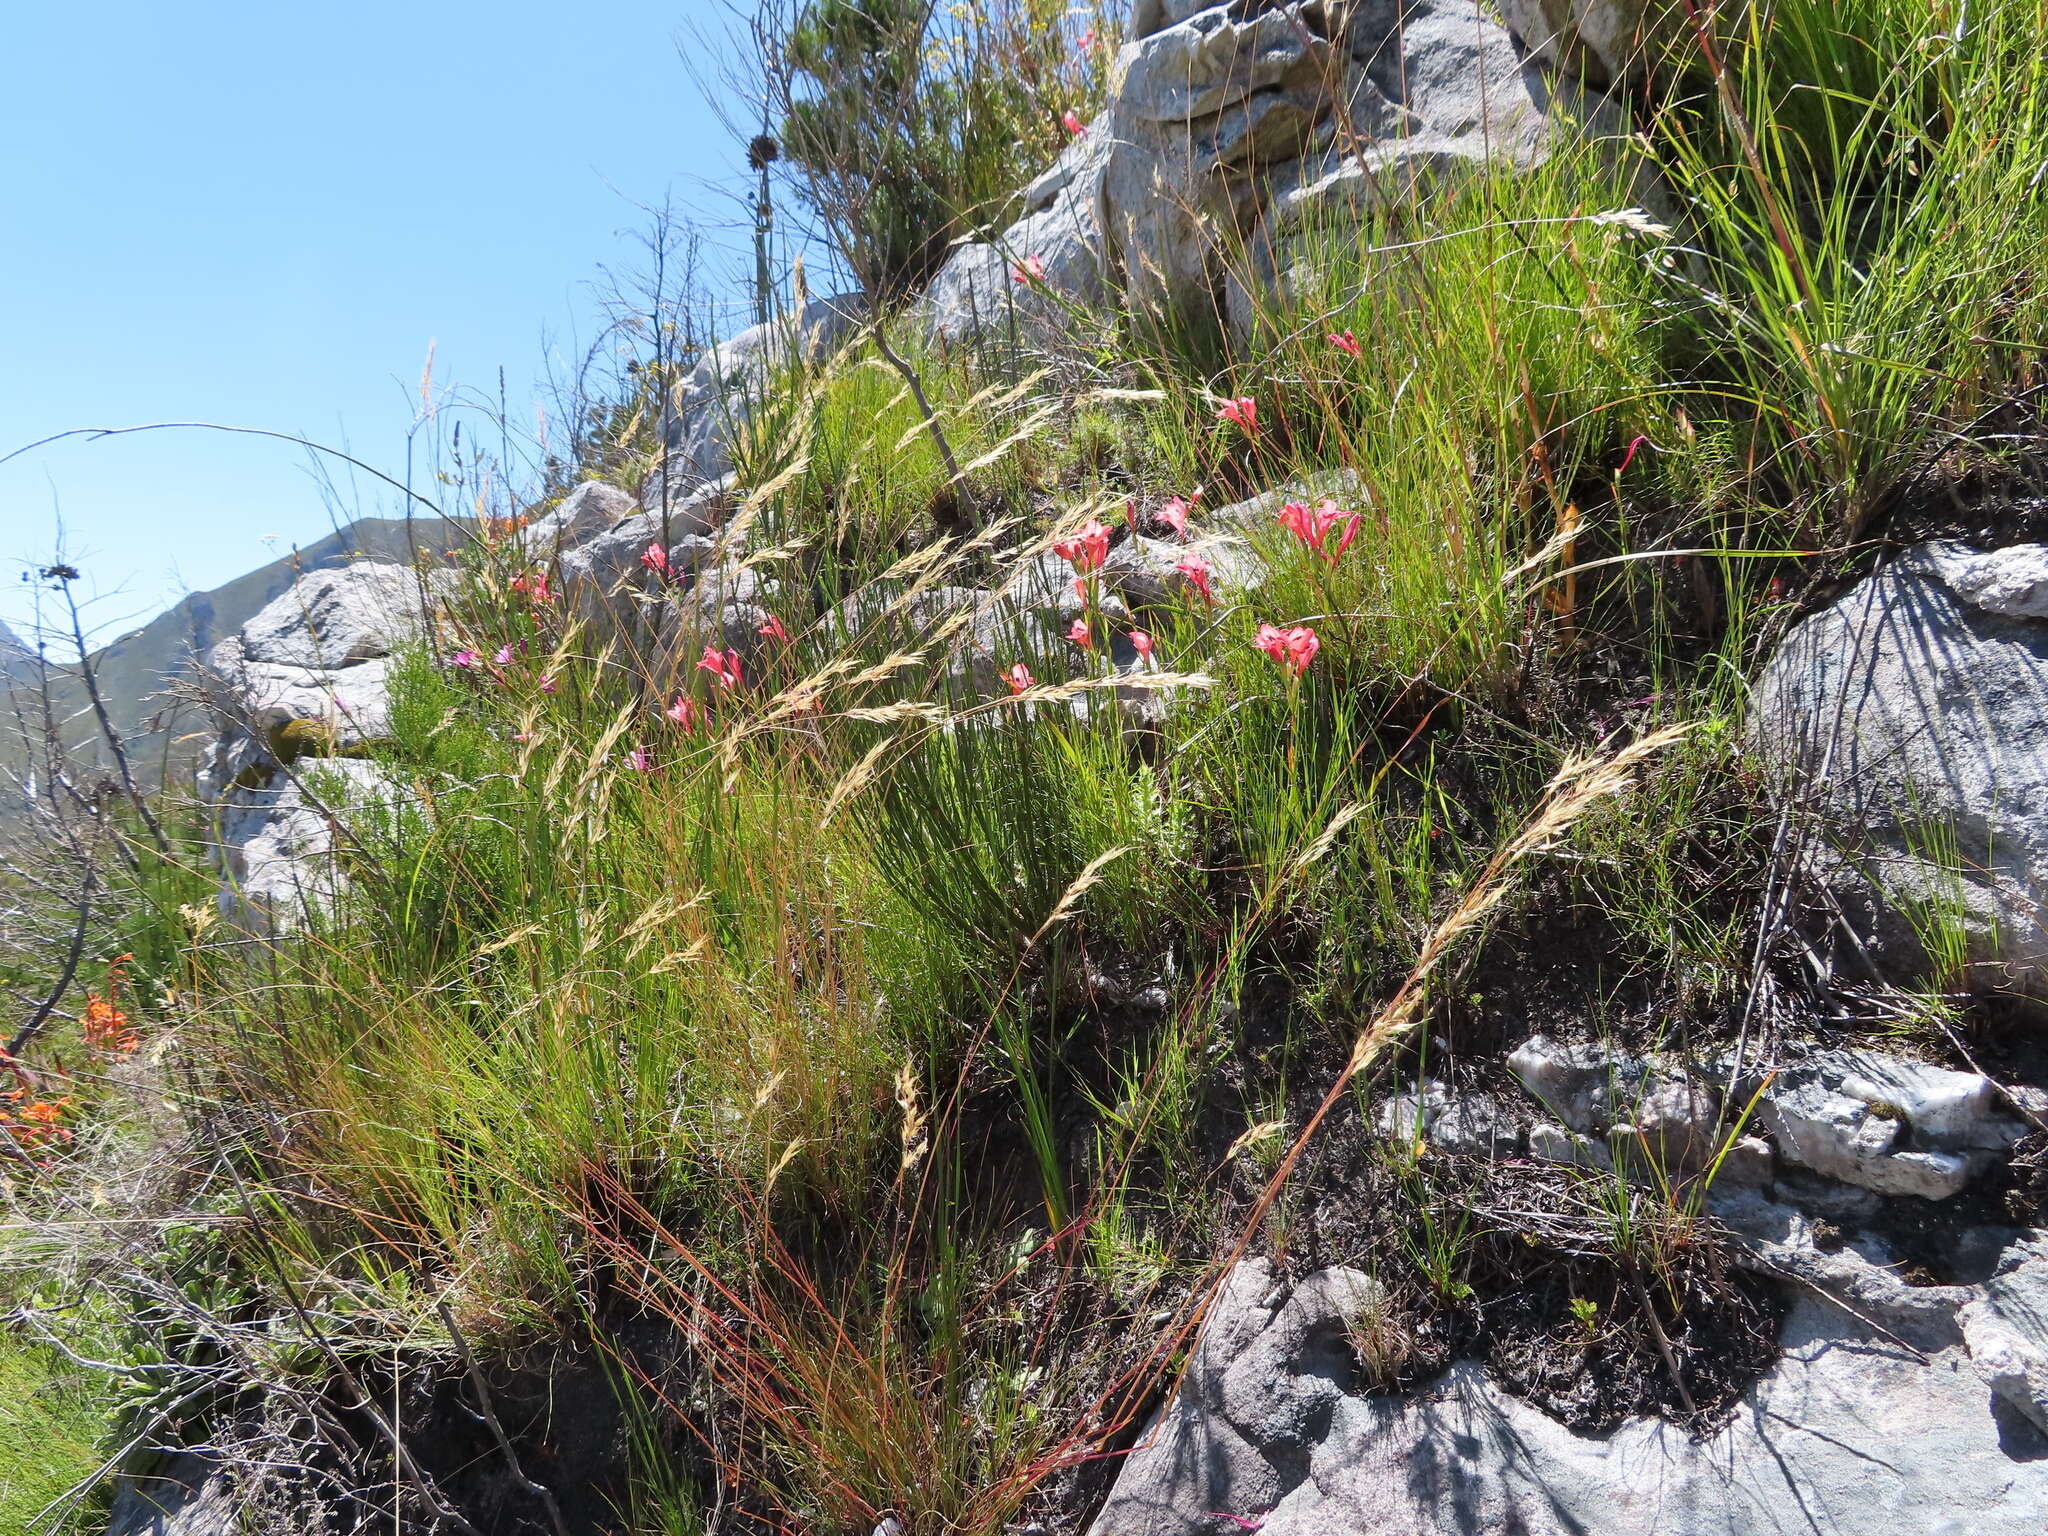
1, 0, 755, 638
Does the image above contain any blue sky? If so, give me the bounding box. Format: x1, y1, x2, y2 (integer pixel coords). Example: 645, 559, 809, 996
2, 1, 755, 637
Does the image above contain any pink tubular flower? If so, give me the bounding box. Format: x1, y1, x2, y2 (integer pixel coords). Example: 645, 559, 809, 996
1003, 662, 1035, 695
1174, 553, 1216, 605
1011, 254, 1047, 285
1276, 498, 1361, 565
539, 674, 557, 695
451, 649, 480, 669
1062, 109, 1086, 137
1327, 330, 1362, 358
493, 643, 517, 667
1157, 496, 1193, 540
1130, 629, 1154, 662
1068, 618, 1093, 649
1255, 623, 1320, 677
664, 694, 704, 732
627, 746, 654, 773
1079, 27, 1096, 51
697, 645, 743, 692
1216, 396, 1258, 436
758, 613, 790, 644
640, 541, 671, 579
1052, 517, 1112, 575
510, 569, 554, 604
1617, 434, 1651, 476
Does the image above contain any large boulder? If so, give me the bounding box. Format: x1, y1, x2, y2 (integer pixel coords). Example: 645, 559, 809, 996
216, 758, 404, 929
1753, 542, 2048, 997
199, 562, 443, 931
201, 562, 446, 762
1498, 0, 1740, 86
924, 0, 1621, 345
232, 562, 434, 671
522, 479, 637, 552
1089, 1252, 2048, 1536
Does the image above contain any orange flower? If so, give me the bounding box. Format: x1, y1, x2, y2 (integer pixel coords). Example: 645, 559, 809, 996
83, 953, 138, 1058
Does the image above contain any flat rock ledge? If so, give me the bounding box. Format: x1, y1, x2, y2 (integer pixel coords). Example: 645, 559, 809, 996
1089, 1252, 2048, 1536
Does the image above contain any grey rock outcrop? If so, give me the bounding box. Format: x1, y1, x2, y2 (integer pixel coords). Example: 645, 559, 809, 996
106, 1452, 237, 1536
524, 479, 637, 551
1090, 1251, 2048, 1536
1500, 1032, 2020, 1198
925, 1, 1622, 344
232, 563, 432, 671
199, 562, 442, 930
216, 759, 403, 930
1753, 541, 2048, 996
1962, 1235, 2048, 1433
202, 562, 445, 761
653, 295, 863, 508
1747, 1049, 2026, 1201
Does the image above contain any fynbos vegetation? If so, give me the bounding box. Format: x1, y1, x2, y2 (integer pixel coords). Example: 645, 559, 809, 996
10, 1, 2048, 1532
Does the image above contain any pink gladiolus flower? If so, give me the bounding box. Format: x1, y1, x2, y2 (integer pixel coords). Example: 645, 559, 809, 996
1276, 499, 1361, 564
1175, 554, 1216, 605
1255, 623, 1320, 676
451, 649, 480, 669
1062, 109, 1086, 137
1011, 254, 1047, 285
1216, 396, 1258, 436
665, 694, 704, 732
627, 746, 654, 772
758, 613, 790, 644
493, 644, 517, 667
1052, 517, 1112, 575
1068, 618, 1093, 649
1617, 434, 1651, 476
640, 541, 670, 579
1079, 27, 1096, 50
1004, 662, 1035, 695
510, 570, 554, 604
1327, 330, 1362, 358
539, 674, 557, 695
1157, 496, 1193, 539
1130, 629, 1154, 662
697, 645, 743, 691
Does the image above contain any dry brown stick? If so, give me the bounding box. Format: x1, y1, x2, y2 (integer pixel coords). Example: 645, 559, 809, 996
1626, 1263, 1698, 1418
435, 1301, 572, 1536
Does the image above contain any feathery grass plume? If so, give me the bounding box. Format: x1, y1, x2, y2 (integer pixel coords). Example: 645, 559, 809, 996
844, 701, 947, 724
894, 1057, 928, 1176
959, 366, 1051, 415
474, 922, 547, 958
647, 936, 711, 975
959, 670, 1214, 718
1227, 1119, 1288, 1161
955, 402, 1061, 479
721, 432, 815, 554
762, 1138, 807, 1195
1284, 799, 1368, 888
821, 730, 909, 824
1208, 724, 1695, 1293
839, 649, 931, 690
1025, 843, 1133, 951
1343, 724, 1696, 1073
